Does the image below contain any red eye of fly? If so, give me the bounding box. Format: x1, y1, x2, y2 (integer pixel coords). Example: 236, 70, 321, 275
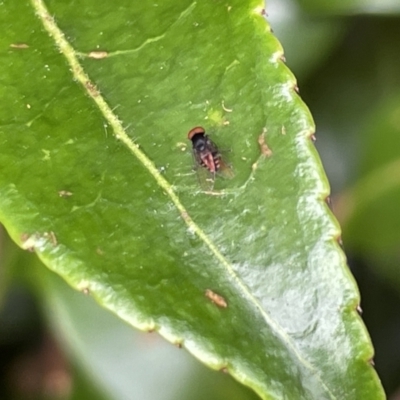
188, 126, 205, 140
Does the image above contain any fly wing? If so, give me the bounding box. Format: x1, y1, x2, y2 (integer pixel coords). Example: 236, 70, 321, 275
206, 137, 234, 179
192, 149, 215, 191
217, 158, 234, 179
195, 164, 215, 191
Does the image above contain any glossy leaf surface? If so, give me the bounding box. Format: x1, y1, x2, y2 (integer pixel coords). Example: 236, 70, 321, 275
0, 0, 384, 398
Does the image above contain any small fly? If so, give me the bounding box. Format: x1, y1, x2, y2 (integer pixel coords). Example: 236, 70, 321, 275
187, 126, 233, 191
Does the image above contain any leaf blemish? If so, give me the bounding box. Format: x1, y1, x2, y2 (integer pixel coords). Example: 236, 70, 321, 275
21, 231, 57, 250
253, 6, 265, 16
221, 100, 232, 113
10, 43, 29, 49
176, 141, 187, 151
21, 233, 36, 252
207, 109, 227, 126
43, 231, 58, 246
77, 280, 91, 292
249, 129, 273, 176
205, 289, 227, 308
258, 128, 272, 157
85, 80, 100, 97
180, 211, 190, 222
88, 50, 109, 59
41, 149, 51, 160
58, 190, 73, 197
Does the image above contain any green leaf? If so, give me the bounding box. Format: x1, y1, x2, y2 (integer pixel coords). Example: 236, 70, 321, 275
0, 0, 385, 399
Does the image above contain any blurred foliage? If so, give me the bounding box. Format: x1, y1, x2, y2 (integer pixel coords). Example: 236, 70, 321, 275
1, 0, 400, 398
296, 0, 400, 15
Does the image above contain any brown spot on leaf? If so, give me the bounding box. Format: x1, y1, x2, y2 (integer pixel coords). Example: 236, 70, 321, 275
10, 43, 29, 49
205, 289, 227, 308
88, 51, 109, 59
258, 129, 272, 157
85, 81, 100, 97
